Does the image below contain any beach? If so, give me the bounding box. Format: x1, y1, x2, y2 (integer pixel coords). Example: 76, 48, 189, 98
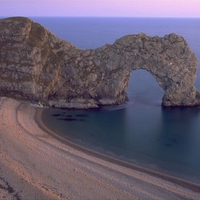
0, 97, 200, 200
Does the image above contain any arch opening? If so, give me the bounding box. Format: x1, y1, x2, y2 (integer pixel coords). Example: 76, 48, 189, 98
127, 69, 164, 105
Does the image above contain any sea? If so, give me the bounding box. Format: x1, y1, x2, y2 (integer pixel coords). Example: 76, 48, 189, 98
31, 17, 200, 184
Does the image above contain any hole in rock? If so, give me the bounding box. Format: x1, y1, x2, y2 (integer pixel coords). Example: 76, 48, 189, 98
126, 69, 164, 105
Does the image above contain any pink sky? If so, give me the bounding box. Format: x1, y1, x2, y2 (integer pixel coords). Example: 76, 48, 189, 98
1, 0, 200, 18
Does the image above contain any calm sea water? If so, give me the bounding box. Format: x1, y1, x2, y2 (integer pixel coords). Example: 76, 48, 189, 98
33, 17, 200, 184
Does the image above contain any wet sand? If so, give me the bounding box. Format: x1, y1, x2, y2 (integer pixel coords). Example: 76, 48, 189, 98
0, 97, 200, 200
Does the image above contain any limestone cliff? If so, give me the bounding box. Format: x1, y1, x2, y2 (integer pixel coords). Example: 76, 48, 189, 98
0, 17, 199, 108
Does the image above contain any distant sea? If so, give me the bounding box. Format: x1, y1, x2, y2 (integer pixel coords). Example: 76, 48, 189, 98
32, 17, 200, 184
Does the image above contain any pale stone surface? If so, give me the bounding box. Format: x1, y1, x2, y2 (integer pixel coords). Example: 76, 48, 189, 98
0, 17, 199, 108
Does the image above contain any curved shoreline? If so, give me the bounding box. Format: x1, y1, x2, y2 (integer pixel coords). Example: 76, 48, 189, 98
0, 97, 200, 199
37, 106, 200, 193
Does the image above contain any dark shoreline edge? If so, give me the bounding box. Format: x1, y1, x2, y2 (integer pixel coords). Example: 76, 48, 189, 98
35, 106, 200, 193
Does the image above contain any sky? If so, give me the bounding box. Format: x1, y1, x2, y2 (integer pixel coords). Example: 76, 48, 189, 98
1, 0, 200, 18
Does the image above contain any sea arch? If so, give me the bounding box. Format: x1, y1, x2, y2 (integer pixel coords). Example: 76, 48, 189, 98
93, 33, 200, 107
0, 17, 200, 108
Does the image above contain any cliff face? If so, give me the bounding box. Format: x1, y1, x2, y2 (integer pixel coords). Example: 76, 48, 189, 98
0, 17, 199, 108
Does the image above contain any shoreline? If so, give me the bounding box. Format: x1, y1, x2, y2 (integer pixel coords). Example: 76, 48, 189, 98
37, 106, 200, 193
0, 97, 200, 199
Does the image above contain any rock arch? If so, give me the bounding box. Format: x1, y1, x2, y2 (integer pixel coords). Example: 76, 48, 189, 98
95, 33, 200, 107
0, 17, 200, 108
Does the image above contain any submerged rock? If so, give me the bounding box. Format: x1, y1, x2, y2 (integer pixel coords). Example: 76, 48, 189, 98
0, 17, 199, 108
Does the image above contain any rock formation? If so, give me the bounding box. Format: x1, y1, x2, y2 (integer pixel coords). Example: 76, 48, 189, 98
0, 17, 199, 108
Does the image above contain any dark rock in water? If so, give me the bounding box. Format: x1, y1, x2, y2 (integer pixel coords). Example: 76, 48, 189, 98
58, 118, 78, 122
52, 114, 61, 117
0, 17, 199, 108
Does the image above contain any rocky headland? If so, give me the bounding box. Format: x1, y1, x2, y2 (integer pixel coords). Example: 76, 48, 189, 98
0, 17, 200, 108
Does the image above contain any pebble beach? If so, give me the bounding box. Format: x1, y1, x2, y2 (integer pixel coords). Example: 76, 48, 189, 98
0, 97, 200, 200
